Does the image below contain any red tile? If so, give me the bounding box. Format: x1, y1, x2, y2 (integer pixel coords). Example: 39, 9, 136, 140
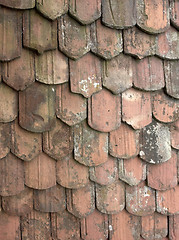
171, 119, 179, 149
24, 152, 56, 190
118, 156, 146, 186
91, 19, 123, 59
124, 26, 156, 59
141, 212, 168, 239
56, 154, 89, 189
56, 83, 87, 126
102, 0, 136, 29
69, 0, 101, 24
73, 120, 108, 166
156, 185, 179, 215
0, 0, 35, 9
0, 153, 24, 197
34, 185, 66, 213
169, 214, 179, 240
58, 14, 90, 59
0, 122, 10, 159
35, 49, 68, 85
43, 118, 73, 161
126, 181, 156, 216
170, 0, 179, 29
88, 88, 121, 132
70, 53, 102, 98
109, 123, 139, 159
102, 54, 133, 94
96, 180, 125, 214
23, 9, 57, 54
11, 119, 42, 161
122, 88, 152, 129
19, 82, 56, 133
36, 0, 68, 20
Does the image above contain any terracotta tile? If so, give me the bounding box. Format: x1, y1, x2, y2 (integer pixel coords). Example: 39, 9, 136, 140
19, 82, 56, 133
23, 9, 57, 54
81, 209, 108, 240
91, 19, 123, 59
147, 150, 178, 190
153, 91, 179, 123
35, 49, 68, 85
58, 14, 90, 59
0, 122, 11, 159
156, 185, 179, 215
109, 209, 141, 240
139, 120, 171, 164
90, 155, 117, 185
88, 88, 121, 132
118, 156, 146, 186
56, 83, 87, 126
169, 214, 179, 240
102, 0, 136, 29
11, 119, 42, 161
56, 154, 89, 189
109, 123, 139, 159
70, 53, 102, 98
170, 0, 179, 29
122, 88, 152, 129
43, 118, 73, 161
34, 185, 66, 213
126, 181, 156, 216
2, 187, 33, 216
133, 56, 165, 91
141, 212, 168, 239
96, 180, 125, 214
102, 54, 133, 94
164, 60, 179, 99
73, 120, 108, 166
0, 83, 18, 123
171, 119, 179, 149
24, 152, 56, 190
69, 0, 101, 24
137, 0, 170, 34
36, 0, 68, 20
124, 26, 156, 59
156, 26, 179, 59
0, 153, 24, 197
0, 212, 20, 240
0, 0, 35, 9
66, 182, 95, 218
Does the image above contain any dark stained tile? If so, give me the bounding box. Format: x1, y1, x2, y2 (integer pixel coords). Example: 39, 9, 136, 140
170, 0, 179, 29
171, 119, 179, 149
0, 122, 11, 159
0, 0, 35, 9
169, 214, 179, 240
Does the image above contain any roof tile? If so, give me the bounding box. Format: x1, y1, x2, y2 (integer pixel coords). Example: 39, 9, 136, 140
170, 0, 179, 29
0, 122, 11, 159
169, 214, 179, 240
171, 119, 179, 149
0, 0, 35, 9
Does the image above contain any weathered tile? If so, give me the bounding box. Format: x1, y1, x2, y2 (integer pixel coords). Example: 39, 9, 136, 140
19, 82, 56, 133
58, 14, 90, 59
35, 49, 68, 85
56, 154, 89, 189
88, 88, 121, 132
171, 119, 179, 149
0, 153, 24, 197
74, 120, 108, 166
0, 0, 35, 9
169, 214, 179, 240
139, 120, 171, 164
96, 180, 125, 214
23, 9, 57, 54
34, 185, 66, 213
91, 19, 123, 59
56, 83, 87, 126
24, 152, 56, 189
124, 26, 156, 59
118, 156, 146, 186
109, 123, 139, 159
122, 88, 152, 129
70, 52, 102, 98
0, 122, 11, 159
170, 0, 179, 29
69, 0, 101, 24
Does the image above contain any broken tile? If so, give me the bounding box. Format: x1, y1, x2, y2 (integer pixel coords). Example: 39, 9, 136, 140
35, 49, 68, 85
91, 19, 123, 59
70, 52, 102, 98
171, 120, 179, 149
56, 83, 87, 126
58, 14, 90, 59
109, 123, 139, 159
0, 0, 35, 9
19, 82, 56, 133
169, 214, 179, 240
74, 120, 108, 166
23, 9, 57, 54
102, 54, 133, 94
170, 0, 179, 29
122, 88, 152, 129
0, 122, 11, 159
24, 152, 56, 190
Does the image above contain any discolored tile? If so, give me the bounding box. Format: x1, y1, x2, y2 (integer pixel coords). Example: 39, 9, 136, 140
171, 119, 179, 149
0, 122, 11, 159
170, 0, 179, 29
0, 0, 35, 9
